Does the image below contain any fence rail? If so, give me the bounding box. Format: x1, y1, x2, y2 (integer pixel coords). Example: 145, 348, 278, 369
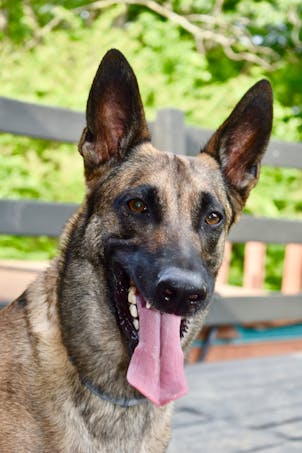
1, 97, 302, 168
1, 96, 301, 244
0, 199, 301, 245
0, 96, 301, 328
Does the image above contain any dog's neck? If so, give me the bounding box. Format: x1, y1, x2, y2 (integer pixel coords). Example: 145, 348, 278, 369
71, 358, 147, 408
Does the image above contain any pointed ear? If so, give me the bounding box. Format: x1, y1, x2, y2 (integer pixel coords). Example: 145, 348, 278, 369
203, 80, 273, 217
79, 49, 150, 177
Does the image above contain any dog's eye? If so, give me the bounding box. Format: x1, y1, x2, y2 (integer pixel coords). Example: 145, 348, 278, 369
205, 211, 222, 226
128, 198, 148, 214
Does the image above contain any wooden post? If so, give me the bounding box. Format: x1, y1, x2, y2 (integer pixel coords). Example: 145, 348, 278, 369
152, 108, 186, 155
243, 242, 266, 290
216, 241, 232, 286
282, 244, 302, 294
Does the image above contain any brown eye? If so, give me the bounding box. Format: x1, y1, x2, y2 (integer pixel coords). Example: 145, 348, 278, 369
128, 198, 148, 214
205, 211, 222, 225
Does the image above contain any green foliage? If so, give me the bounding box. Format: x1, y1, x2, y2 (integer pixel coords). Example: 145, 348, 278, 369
265, 245, 286, 291
0, 235, 58, 260
0, 135, 83, 202
228, 244, 286, 291
246, 167, 302, 218
228, 244, 245, 287
0, 1, 301, 288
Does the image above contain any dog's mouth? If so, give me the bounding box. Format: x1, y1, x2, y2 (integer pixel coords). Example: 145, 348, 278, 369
110, 265, 140, 349
111, 264, 189, 351
110, 264, 190, 406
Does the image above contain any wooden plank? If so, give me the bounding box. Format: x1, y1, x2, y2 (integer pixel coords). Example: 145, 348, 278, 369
185, 125, 212, 154
243, 242, 266, 289
262, 139, 302, 169
0, 97, 85, 143
204, 339, 302, 362
152, 109, 186, 155
282, 244, 302, 294
1, 98, 301, 169
228, 215, 302, 244
0, 199, 301, 244
169, 355, 302, 452
216, 241, 232, 286
0, 96, 154, 144
206, 293, 302, 325
185, 125, 302, 169
0, 199, 78, 236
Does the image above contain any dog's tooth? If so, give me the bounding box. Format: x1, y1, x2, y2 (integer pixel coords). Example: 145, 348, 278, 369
146, 301, 151, 309
129, 304, 138, 318
128, 286, 137, 304
128, 293, 136, 305
133, 319, 139, 331
128, 285, 136, 295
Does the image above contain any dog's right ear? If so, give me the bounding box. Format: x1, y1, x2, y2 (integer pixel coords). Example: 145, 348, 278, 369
79, 49, 150, 179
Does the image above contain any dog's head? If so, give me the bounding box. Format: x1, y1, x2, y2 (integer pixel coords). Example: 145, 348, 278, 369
77, 49, 272, 405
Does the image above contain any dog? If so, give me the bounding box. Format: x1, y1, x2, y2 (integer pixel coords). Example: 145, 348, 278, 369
0, 49, 272, 452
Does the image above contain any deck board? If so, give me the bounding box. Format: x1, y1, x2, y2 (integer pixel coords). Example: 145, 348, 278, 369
169, 354, 302, 452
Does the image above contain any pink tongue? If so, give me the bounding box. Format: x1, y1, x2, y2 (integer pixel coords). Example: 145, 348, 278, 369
127, 295, 188, 406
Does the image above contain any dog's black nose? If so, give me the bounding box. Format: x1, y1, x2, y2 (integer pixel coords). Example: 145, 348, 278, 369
156, 267, 208, 315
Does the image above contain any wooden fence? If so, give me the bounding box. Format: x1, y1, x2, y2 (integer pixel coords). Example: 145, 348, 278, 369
0, 96, 302, 325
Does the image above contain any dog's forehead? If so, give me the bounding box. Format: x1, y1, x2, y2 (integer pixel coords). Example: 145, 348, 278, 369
124, 143, 227, 201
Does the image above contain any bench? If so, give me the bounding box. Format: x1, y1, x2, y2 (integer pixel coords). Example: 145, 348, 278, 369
1, 97, 302, 355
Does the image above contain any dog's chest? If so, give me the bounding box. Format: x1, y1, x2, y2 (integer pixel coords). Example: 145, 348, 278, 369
59, 398, 171, 453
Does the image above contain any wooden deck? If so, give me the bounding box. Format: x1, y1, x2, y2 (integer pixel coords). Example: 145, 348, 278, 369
169, 354, 302, 452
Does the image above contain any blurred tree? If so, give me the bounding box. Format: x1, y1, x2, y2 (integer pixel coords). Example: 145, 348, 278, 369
0, 0, 301, 277
1, 0, 301, 135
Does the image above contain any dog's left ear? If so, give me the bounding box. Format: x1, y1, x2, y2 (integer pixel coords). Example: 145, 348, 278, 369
203, 80, 273, 217
79, 49, 150, 178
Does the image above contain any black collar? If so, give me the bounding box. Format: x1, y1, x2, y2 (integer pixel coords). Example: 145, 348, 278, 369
70, 357, 147, 408
80, 375, 147, 408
